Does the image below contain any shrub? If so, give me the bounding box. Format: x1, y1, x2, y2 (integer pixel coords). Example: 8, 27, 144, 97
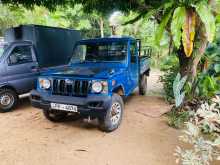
166, 110, 191, 129
175, 96, 220, 165
160, 54, 179, 103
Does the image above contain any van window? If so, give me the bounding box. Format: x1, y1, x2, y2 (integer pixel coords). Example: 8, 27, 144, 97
8, 46, 33, 65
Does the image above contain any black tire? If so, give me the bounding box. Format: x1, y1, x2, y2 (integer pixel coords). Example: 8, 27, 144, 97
99, 94, 124, 132
0, 88, 18, 113
139, 74, 148, 95
43, 109, 68, 122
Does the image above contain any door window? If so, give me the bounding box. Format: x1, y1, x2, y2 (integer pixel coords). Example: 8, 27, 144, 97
8, 46, 33, 65
130, 42, 137, 63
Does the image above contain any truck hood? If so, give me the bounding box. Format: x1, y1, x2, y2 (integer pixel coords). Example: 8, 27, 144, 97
49, 66, 123, 79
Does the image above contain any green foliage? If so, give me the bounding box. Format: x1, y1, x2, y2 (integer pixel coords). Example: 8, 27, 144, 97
173, 73, 187, 107
196, 1, 216, 42
155, 9, 173, 46
175, 97, 220, 165
205, 34, 220, 77
0, 4, 21, 35
195, 73, 220, 98
167, 110, 191, 129
214, 64, 220, 73
1, 0, 69, 11
119, 12, 169, 68
160, 54, 179, 103
0, 4, 110, 38
190, 35, 220, 98
1, 0, 162, 14
2, 0, 218, 45
153, 0, 217, 52
0, 4, 70, 35
171, 7, 186, 48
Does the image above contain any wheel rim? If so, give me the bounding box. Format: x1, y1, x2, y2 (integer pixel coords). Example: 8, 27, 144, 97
110, 102, 122, 125
0, 93, 14, 108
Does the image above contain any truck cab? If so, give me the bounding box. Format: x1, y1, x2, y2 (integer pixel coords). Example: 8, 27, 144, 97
31, 37, 151, 132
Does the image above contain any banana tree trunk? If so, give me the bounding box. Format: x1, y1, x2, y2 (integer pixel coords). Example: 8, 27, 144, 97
178, 41, 207, 81
179, 11, 207, 79
177, 46, 193, 77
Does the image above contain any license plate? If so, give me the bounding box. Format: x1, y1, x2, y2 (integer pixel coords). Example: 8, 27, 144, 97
50, 103, 78, 112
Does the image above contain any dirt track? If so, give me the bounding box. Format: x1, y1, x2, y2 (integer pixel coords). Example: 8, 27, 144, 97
0, 70, 180, 165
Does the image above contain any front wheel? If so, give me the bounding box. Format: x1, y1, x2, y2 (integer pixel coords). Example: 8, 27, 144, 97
0, 89, 18, 113
99, 94, 124, 132
139, 74, 148, 95
43, 109, 68, 122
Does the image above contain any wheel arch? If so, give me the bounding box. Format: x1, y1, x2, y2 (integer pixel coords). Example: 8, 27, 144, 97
112, 85, 125, 96
142, 68, 150, 76
0, 85, 18, 95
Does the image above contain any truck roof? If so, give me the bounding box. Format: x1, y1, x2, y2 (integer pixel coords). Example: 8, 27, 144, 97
79, 36, 136, 44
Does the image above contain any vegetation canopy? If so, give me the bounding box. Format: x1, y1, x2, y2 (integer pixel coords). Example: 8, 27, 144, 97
2, 0, 220, 97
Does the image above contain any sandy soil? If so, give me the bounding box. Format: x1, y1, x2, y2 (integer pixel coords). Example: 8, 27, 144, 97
0, 69, 180, 165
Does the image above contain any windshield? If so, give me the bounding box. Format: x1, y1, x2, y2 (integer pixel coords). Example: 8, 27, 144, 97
71, 41, 128, 63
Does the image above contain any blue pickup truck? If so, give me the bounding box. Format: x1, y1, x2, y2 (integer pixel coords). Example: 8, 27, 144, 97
31, 37, 151, 132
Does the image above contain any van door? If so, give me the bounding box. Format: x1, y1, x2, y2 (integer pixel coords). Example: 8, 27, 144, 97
6, 44, 39, 94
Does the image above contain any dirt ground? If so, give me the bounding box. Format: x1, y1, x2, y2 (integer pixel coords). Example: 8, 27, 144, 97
0, 69, 181, 165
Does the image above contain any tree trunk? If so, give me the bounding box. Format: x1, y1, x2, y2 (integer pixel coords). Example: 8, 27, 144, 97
168, 37, 173, 55
111, 26, 116, 35
178, 43, 207, 81
177, 45, 193, 77
99, 17, 104, 38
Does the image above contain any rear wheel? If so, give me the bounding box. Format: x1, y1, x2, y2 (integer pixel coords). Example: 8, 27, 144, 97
99, 94, 124, 132
0, 88, 18, 113
43, 109, 68, 122
139, 74, 148, 95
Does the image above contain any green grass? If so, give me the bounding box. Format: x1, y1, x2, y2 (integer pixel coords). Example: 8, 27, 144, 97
166, 110, 191, 129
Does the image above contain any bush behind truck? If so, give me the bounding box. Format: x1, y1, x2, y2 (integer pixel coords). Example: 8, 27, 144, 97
0, 25, 81, 112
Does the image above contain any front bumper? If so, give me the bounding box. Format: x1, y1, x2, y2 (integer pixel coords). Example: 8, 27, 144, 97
30, 90, 112, 118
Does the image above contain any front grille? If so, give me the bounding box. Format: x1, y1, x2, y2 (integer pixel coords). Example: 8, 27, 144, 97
52, 79, 90, 97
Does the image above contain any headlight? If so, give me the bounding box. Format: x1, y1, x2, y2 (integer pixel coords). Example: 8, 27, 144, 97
92, 81, 103, 93
39, 78, 51, 89
92, 81, 108, 94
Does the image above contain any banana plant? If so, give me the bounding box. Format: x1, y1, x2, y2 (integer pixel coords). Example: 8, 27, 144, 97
155, 0, 217, 55
153, 0, 219, 80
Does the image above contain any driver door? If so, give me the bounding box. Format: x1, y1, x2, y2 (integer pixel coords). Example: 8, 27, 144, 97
6, 44, 39, 94
129, 41, 139, 90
